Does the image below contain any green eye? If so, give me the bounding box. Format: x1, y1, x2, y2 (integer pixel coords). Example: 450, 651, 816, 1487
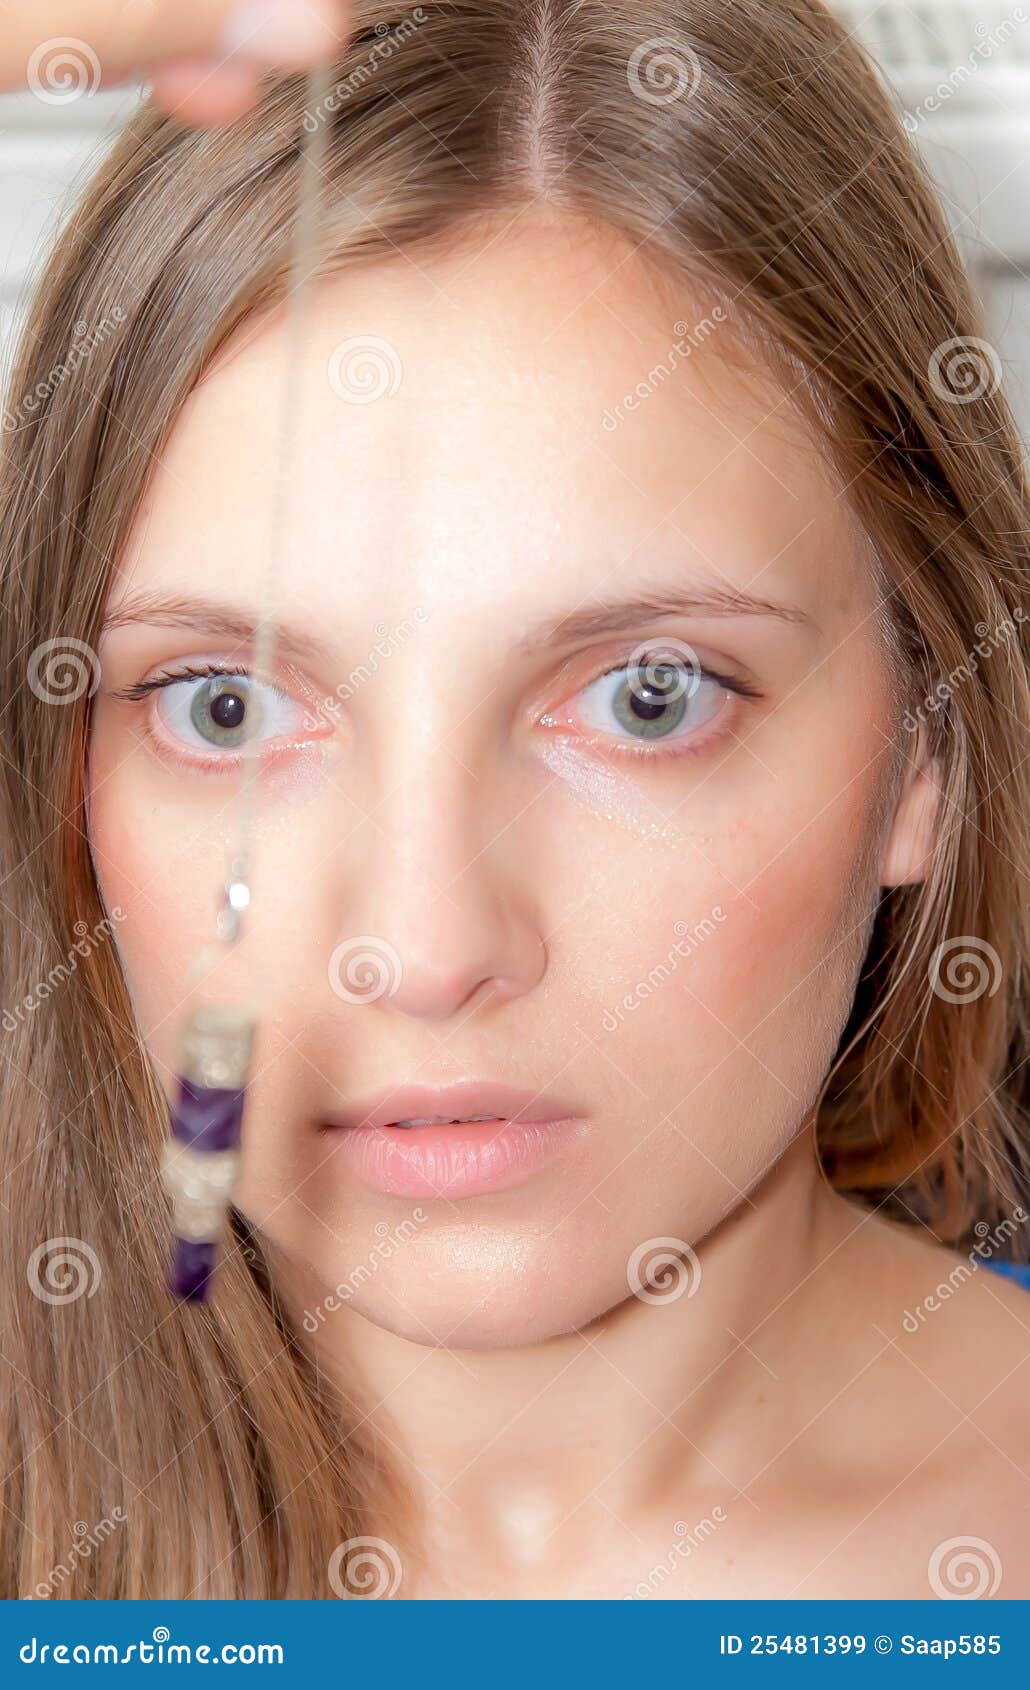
151, 671, 310, 758
188, 677, 261, 748
575, 657, 722, 747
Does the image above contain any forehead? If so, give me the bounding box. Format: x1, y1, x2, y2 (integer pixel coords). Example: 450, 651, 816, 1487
112, 215, 868, 634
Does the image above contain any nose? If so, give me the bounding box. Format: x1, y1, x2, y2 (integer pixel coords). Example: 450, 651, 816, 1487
328, 752, 547, 1023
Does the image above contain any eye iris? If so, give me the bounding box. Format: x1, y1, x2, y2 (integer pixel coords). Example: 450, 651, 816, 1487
191, 678, 254, 747
614, 663, 689, 739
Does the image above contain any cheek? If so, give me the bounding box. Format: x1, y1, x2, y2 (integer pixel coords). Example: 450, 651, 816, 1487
550, 747, 885, 1180
86, 720, 334, 1075
86, 772, 197, 1067
86, 768, 254, 1092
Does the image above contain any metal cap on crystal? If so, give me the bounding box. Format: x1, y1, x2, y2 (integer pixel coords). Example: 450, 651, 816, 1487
179, 1006, 255, 1090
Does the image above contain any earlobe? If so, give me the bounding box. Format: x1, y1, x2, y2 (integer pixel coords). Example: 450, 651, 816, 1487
879, 724, 942, 887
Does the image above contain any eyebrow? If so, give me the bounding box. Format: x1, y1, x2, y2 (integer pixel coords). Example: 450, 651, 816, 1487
100, 592, 334, 669
518, 584, 814, 650
101, 580, 813, 663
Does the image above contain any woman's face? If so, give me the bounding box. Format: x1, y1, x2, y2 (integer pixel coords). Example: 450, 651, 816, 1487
88, 215, 922, 1347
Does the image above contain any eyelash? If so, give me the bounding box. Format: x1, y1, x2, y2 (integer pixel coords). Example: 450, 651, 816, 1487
116, 656, 763, 767
596, 658, 759, 700
115, 663, 255, 702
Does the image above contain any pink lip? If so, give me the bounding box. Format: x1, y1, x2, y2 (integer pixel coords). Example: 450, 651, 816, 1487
320, 1079, 588, 1199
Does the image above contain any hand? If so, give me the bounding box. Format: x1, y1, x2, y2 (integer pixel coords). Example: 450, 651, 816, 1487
4, 0, 349, 126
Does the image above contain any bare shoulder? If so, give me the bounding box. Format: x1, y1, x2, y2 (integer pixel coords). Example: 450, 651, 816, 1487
864, 1209, 1030, 1386
847, 1209, 1030, 1595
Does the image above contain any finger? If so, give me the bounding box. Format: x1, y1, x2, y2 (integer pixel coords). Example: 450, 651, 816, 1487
147, 57, 263, 127
6, 0, 347, 97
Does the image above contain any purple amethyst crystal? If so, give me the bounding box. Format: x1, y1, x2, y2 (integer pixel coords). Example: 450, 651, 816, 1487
171, 1078, 246, 1153
170, 1236, 218, 1302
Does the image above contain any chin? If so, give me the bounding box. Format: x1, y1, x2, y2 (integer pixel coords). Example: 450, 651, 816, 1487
343, 1283, 613, 1350
294, 1218, 625, 1351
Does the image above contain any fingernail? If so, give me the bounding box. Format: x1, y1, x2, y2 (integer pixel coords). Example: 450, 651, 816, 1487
219, 0, 338, 67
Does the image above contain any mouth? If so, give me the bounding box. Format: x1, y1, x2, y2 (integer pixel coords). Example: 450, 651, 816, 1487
319, 1079, 588, 1199
388, 1114, 500, 1130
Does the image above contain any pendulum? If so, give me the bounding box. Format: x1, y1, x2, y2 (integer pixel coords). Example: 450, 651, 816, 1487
161, 860, 255, 1302
162, 868, 254, 1301
161, 856, 257, 1301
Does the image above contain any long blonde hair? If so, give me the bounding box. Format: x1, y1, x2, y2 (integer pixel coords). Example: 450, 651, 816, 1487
0, 0, 1027, 1596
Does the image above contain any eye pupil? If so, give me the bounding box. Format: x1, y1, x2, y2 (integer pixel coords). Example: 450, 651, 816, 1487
210, 690, 246, 731
629, 663, 679, 721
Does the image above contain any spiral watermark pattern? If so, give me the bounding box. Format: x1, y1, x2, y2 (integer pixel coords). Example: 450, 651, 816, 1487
30, 1506, 128, 1598
27, 1237, 101, 1304
28, 638, 101, 705
329, 936, 403, 1004
625, 638, 702, 705
328, 336, 403, 404
928, 1536, 1002, 1599
928, 936, 1003, 1005
627, 37, 702, 105
928, 337, 1002, 405
27, 38, 101, 105
329, 1535, 403, 1598
627, 1236, 702, 1304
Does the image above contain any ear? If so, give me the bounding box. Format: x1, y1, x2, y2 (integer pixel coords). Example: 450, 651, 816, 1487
879, 722, 941, 888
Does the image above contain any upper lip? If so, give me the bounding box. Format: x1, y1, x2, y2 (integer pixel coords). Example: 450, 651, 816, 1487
324, 1079, 583, 1132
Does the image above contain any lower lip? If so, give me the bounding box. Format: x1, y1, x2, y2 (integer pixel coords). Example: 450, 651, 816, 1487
324, 1117, 587, 1199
